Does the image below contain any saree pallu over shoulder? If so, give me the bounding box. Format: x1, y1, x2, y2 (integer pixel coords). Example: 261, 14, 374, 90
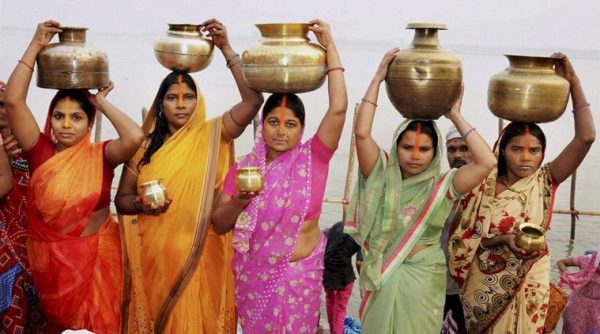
27, 135, 122, 333
344, 121, 459, 331
448, 163, 556, 334
230, 116, 316, 333
345, 121, 455, 292
120, 91, 236, 334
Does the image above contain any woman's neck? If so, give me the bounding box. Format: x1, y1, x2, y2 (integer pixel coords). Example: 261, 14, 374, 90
55, 142, 67, 153
497, 173, 520, 188
266, 150, 283, 164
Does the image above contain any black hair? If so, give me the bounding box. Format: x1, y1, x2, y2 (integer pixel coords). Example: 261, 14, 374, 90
139, 72, 197, 167
49, 89, 96, 126
396, 120, 439, 157
497, 122, 546, 176
261, 93, 305, 127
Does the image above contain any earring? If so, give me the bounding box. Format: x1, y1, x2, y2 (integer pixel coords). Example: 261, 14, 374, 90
158, 111, 164, 118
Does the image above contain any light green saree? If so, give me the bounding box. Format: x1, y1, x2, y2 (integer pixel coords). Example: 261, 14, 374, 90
346, 120, 459, 334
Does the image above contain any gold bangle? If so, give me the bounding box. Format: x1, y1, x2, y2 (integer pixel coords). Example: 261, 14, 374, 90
361, 97, 377, 108
18, 59, 34, 72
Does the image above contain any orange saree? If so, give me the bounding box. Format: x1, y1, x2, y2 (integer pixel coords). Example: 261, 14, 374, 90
27, 133, 122, 333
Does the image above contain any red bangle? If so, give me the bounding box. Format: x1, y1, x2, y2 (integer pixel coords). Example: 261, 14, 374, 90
462, 127, 476, 140
572, 103, 590, 113
230, 196, 247, 210
18, 59, 34, 72
326, 66, 345, 74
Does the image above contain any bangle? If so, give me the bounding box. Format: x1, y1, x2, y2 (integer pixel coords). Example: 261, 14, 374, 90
361, 97, 377, 108
462, 127, 476, 141
132, 197, 144, 213
572, 103, 590, 113
228, 109, 244, 128
230, 196, 247, 210
18, 60, 34, 72
326, 66, 345, 74
227, 57, 241, 69
226, 53, 240, 68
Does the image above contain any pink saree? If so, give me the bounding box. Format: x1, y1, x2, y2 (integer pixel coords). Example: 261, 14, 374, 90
229, 120, 324, 333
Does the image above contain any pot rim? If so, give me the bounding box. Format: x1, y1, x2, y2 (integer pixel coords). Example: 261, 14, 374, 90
518, 222, 545, 235
504, 54, 562, 68
167, 23, 201, 33
58, 26, 89, 31
407, 23, 447, 30
140, 179, 164, 187
237, 166, 261, 172
255, 23, 310, 37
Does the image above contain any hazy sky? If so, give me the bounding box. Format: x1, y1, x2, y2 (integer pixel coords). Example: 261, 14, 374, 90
1, 0, 599, 50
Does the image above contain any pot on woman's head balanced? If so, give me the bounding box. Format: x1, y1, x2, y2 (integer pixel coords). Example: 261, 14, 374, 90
37, 26, 110, 89
385, 23, 463, 120
242, 23, 327, 94
154, 23, 214, 73
488, 55, 570, 123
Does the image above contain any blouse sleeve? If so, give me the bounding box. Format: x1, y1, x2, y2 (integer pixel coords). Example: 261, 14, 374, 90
125, 145, 146, 176
24, 133, 55, 173
573, 254, 593, 269
312, 134, 336, 163
222, 162, 238, 196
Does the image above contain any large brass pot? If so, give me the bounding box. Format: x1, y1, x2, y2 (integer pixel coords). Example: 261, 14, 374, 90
488, 55, 570, 123
242, 23, 326, 93
515, 223, 546, 253
36, 27, 110, 89
154, 24, 214, 73
385, 23, 462, 119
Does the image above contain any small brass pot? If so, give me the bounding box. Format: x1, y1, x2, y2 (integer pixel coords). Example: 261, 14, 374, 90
488, 55, 570, 123
154, 24, 214, 73
385, 23, 462, 119
515, 223, 546, 252
37, 27, 110, 89
236, 167, 264, 193
140, 180, 167, 209
242, 23, 327, 93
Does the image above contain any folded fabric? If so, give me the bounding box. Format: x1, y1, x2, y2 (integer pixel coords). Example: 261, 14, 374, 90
0, 264, 22, 312
344, 316, 362, 334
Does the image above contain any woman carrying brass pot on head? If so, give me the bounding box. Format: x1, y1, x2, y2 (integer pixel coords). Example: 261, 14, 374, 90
211, 19, 348, 333
4, 20, 145, 333
449, 53, 596, 334
115, 18, 264, 333
345, 48, 497, 334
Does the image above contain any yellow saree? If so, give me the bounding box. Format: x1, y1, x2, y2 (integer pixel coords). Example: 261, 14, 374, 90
119, 88, 235, 333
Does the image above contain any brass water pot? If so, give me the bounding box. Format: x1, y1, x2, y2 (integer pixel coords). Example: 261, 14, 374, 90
37, 27, 110, 89
488, 55, 570, 123
242, 23, 327, 93
236, 167, 264, 193
154, 24, 214, 73
385, 23, 462, 119
515, 223, 546, 252
140, 180, 167, 209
